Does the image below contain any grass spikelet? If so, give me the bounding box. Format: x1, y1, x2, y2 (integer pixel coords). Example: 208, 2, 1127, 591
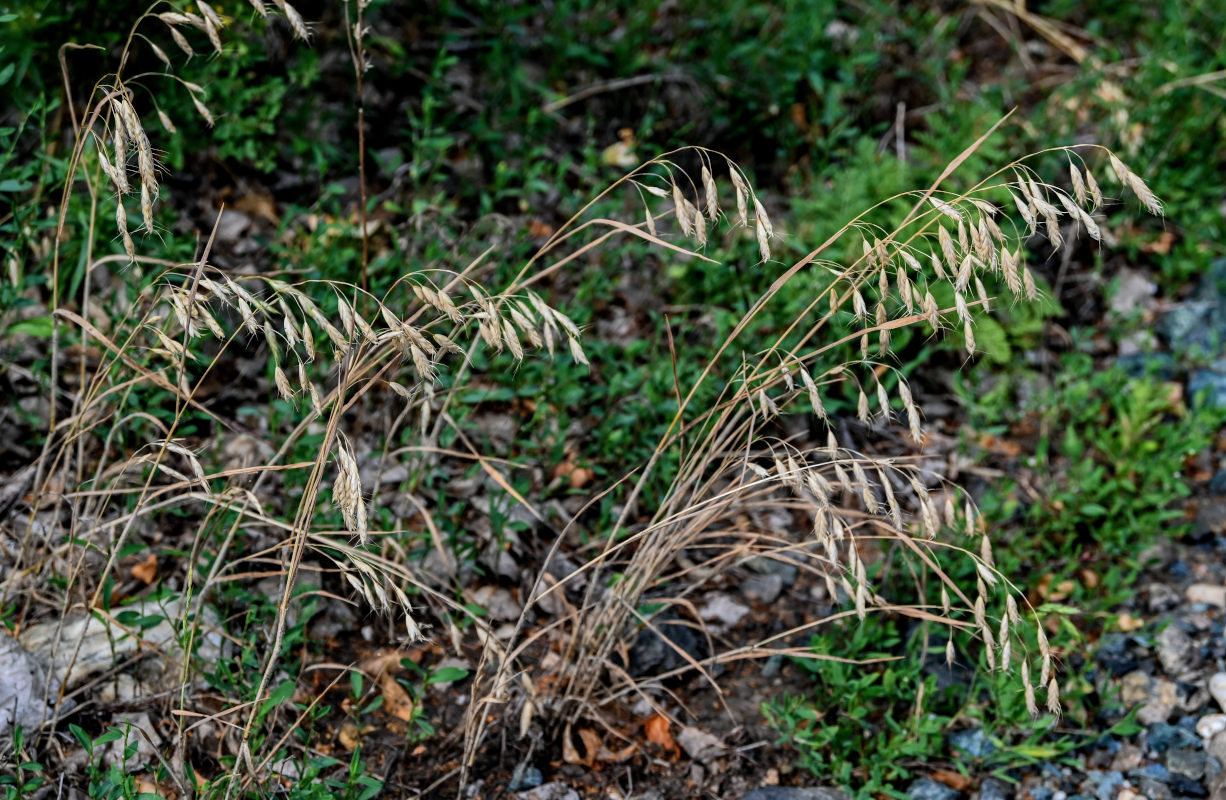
333, 435, 368, 545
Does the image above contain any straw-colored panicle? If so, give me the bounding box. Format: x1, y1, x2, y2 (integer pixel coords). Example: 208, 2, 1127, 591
753, 197, 773, 262
272, 0, 312, 40
116, 201, 135, 261
273, 365, 294, 401
1108, 152, 1163, 216
1023, 659, 1038, 717
729, 168, 750, 227
333, 435, 368, 545
701, 165, 719, 223
1046, 677, 1062, 716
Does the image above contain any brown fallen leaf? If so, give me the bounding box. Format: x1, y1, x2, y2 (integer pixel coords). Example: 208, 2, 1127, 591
338, 720, 361, 750
568, 467, 594, 489
644, 713, 678, 759
929, 769, 973, 792
528, 219, 555, 239
1139, 230, 1175, 254
562, 723, 603, 766
1036, 573, 1076, 602
1117, 612, 1145, 632
131, 553, 158, 585
358, 650, 417, 722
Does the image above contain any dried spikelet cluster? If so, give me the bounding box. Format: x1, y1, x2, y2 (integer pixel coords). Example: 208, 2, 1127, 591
745, 438, 1058, 716
633, 151, 775, 262
91, 1, 313, 260
332, 434, 367, 544
553, 146, 1161, 729
135, 269, 587, 568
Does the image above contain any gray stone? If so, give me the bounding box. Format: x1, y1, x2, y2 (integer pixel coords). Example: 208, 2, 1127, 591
746, 555, 799, 586
1135, 776, 1173, 800
1157, 624, 1196, 674
907, 778, 961, 800
979, 778, 1011, 800
1087, 770, 1124, 800
1190, 367, 1226, 410
949, 727, 997, 759
0, 632, 56, 741
742, 789, 850, 800
699, 594, 750, 631
1166, 746, 1208, 780
677, 725, 722, 762
1148, 722, 1202, 753
507, 763, 543, 792
19, 596, 223, 695
743, 573, 785, 604
516, 782, 578, 800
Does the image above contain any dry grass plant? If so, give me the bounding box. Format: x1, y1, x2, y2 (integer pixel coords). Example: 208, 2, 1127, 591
456, 125, 1164, 781
5, 4, 1164, 796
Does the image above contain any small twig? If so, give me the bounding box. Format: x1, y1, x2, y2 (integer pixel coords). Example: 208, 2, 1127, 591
542, 73, 692, 114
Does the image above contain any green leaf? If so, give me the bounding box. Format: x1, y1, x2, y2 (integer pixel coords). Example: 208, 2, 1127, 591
0, 179, 31, 192
69, 723, 91, 753
426, 666, 469, 685
4, 316, 54, 338
259, 679, 296, 718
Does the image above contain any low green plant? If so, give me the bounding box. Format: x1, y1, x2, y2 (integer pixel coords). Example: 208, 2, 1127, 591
966, 352, 1215, 569
763, 618, 946, 796
0, 728, 45, 800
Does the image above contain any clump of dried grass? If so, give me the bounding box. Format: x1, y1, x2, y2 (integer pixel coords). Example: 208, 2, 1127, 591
457, 134, 1164, 775
10, 3, 1165, 791
13, 3, 612, 790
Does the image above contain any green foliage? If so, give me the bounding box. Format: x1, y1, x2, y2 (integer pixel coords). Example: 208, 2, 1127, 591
967, 352, 1215, 566
763, 619, 945, 796
763, 615, 1080, 798
0, 728, 46, 800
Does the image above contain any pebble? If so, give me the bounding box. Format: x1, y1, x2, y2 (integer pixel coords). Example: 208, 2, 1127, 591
979, 778, 1010, 800
1146, 722, 1201, 753
1087, 770, 1124, 800
1147, 583, 1182, 613
1210, 673, 1226, 710
507, 763, 543, 791
515, 783, 579, 800
742, 790, 851, 800
1156, 625, 1196, 674
1134, 778, 1171, 800
1166, 773, 1208, 798
1185, 584, 1226, 608
906, 778, 961, 800
676, 725, 723, 762
743, 573, 785, 604
698, 593, 750, 631
949, 727, 997, 759
1196, 713, 1226, 738
1164, 746, 1207, 779
470, 586, 522, 621
1117, 791, 1147, 800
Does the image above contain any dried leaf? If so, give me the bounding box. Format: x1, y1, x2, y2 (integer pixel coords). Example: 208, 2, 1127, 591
645, 713, 678, 758
359, 650, 416, 722
131, 553, 158, 585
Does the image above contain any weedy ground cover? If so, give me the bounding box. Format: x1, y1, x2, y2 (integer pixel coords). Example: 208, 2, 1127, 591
0, 1, 1221, 798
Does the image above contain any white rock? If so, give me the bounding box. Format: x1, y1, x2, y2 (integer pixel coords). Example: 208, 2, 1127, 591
1210, 672, 1226, 711
677, 725, 723, 762
19, 596, 222, 692
1186, 583, 1226, 608
699, 593, 750, 631
1197, 713, 1226, 739
517, 783, 579, 800
0, 632, 57, 738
